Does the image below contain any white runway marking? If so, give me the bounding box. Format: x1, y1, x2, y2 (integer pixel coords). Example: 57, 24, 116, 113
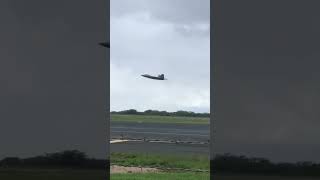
110, 139, 129, 144
111, 130, 208, 137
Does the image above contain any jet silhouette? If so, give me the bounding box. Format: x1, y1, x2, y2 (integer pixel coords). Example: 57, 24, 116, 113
99, 43, 166, 81
141, 74, 167, 80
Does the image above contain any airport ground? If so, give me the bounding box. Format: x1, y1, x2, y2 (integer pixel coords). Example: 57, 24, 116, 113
111, 121, 209, 142
111, 114, 210, 156
111, 141, 209, 156
109, 115, 320, 179
110, 114, 210, 179
110, 152, 209, 178
111, 174, 319, 180
111, 114, 209, 125
110, 120, 210, 157
0, 115, 317, 179
0, 168, 106, 180
1, 169, 318, 180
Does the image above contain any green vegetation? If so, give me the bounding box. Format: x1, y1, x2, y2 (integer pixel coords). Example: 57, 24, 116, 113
3, 151, 320, 179
111, 114, 209, 124
1, 170, 316, 180
0, 150, 105, 169
111, 109, 210, 118
212, 175, 319, 180
0, 169, 106, 180
111, 152, 209, 171
111, 172, 210, 180
213, 153, 320, 176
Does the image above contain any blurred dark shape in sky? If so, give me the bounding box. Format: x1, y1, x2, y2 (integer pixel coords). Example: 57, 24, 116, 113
0, 0, 109, 159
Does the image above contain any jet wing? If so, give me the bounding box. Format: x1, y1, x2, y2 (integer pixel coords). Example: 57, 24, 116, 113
99, 42, 110, 48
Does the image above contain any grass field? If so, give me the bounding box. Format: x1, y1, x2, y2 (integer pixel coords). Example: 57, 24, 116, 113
111, 173, 320, 180
111, 172, 209, 180
0, 168, 106, 180
1, 169, 318, 180
212, 175, 320, 180
111, 152, 209, 170
111, 174, 320, 180
111, 114, 209, 124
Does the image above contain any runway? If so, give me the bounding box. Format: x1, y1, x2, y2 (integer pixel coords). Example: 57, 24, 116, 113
111, 121, 209, 142
110, 121, 209, 155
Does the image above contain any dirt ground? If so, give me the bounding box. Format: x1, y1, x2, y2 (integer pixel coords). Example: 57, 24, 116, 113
110, 165, 161, 174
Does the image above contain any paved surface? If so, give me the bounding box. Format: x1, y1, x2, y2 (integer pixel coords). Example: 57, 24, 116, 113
111, 121, 209, 142
111, 141, 209, 156
110, 121, 209, 155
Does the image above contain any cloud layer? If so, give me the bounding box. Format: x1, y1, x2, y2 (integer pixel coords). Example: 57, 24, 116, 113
110, 0, 210, 112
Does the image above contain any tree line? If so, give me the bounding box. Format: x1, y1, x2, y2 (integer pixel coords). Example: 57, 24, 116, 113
2, 150, 320, 176
0, 150, 106, 169
111, 109, 210, 117
213, 153, 320, 176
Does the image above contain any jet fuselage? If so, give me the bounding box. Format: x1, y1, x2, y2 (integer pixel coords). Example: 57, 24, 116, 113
141, 74, 166, 80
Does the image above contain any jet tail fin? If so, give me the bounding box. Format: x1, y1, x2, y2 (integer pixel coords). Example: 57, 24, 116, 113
159, 74, 164, 79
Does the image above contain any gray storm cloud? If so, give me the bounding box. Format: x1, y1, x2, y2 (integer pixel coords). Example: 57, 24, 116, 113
0, 0, 107, 159
110, 0, 210, 113
111, 0, 210, 24
213, 0, 320, 162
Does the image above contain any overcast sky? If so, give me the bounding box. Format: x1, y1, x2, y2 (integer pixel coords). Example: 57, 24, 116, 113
213, 0, 320, 163
110, 0, 210, 113
0, 0, 107, 159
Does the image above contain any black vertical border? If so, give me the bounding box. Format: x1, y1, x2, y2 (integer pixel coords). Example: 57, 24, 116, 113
210, 0, 215, 179
106, 0, 111, 178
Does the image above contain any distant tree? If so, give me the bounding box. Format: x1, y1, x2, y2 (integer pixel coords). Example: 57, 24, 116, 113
123, 109, 138, 114
21, 150, 88, 167
144, 110, 153, 114
113, 109, 210, 117
213, 153, 320, 176
46, 150, 87, 166
0, 157, 22, 167
0, 150, 106, 169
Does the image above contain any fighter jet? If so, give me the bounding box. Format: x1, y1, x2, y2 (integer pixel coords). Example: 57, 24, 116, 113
99, 42, 110, 48
141, 74, 167, 80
